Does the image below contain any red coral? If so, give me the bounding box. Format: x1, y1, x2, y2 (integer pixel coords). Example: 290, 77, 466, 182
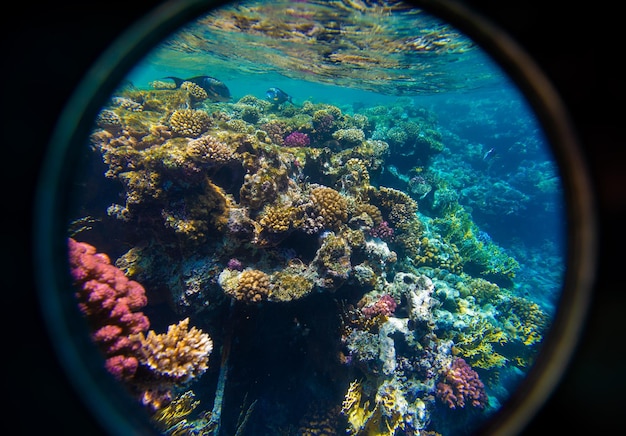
436, 357, 487, 409
68, 238, 150, 380
362, 294, 397, 318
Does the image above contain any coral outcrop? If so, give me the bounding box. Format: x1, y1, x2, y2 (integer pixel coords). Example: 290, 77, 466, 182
134, 317, 213, 384
68, 238, 150, 380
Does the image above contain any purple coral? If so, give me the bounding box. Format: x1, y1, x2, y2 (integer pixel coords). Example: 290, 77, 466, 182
369, 221, 394, 240
227, 258, 244, 271
283, 131, 310, 147
436, 357, 487, 409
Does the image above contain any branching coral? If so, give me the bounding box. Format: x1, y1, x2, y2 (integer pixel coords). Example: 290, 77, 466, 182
134, 318, 213, 384
310, 185, 348, 230
187, 133, 238, 166
229, 269, 272, 303
436, 357, 487, 409
259, 204, 303, 234
68, 238, 150, 380
169, 109, 211, 138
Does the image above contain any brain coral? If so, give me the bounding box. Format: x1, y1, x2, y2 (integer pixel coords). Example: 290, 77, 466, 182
234, 269, 272, 303
134, 317, 213, 384
169, 109, 211, 138
310, 186, 348, 229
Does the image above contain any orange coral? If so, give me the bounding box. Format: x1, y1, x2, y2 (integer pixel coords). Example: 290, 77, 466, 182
134, 318, 213, 384
234, 269, 272, 303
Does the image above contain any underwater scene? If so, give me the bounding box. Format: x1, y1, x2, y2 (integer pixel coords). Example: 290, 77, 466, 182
66, 1, 566, 435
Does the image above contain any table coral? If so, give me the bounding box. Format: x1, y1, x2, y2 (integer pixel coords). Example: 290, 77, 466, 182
68, 238, 150, 380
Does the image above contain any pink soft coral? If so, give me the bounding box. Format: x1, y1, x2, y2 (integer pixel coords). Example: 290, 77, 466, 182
362, 294, 397, 318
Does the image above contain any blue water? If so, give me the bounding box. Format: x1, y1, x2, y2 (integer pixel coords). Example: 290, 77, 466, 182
68, 1, 567, 435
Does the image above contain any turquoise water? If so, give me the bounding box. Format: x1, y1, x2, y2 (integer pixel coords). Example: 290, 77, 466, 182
67, 1, 566, 435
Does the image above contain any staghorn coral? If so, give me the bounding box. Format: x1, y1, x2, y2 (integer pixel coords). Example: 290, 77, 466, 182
310, 185, 348, 230
68, 238, 150, 380
169, 109, 211, 138
436, 357, 487, 409
134, 317, 213, 384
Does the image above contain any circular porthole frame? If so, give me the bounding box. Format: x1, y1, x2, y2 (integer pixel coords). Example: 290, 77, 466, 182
34, 0, 596, 435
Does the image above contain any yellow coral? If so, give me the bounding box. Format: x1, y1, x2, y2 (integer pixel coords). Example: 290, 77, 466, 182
311, 186, 348, 229
353, 202, 383, 226
135, 318, 213, 384
271, 264, 314, 302
259, 204, 303, 233
187, 134, 237, 165
180, 81, 209, 101
151, 390, 200, 431
234, 269, 272, 303
169, 109, 211, 138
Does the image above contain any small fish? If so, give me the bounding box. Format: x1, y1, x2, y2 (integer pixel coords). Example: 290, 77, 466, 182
165, 75, 231, 102
483, 147, 497, 161
266, 87, 293, 105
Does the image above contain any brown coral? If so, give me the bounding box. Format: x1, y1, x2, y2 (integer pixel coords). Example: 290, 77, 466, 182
310, 186, 348, 230
259, 204, 303, 234
234, 269, 272, 303
187, 134, 237, 165
169, 109, 211, 138
180, 81, 209, 102
134, 318, 213, 384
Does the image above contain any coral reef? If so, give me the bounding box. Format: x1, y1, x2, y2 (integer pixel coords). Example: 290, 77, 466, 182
70, 68, 560, 434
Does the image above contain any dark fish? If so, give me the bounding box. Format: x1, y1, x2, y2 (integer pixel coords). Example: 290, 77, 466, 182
266, 87, 293, 105
165, 75, 231, 102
